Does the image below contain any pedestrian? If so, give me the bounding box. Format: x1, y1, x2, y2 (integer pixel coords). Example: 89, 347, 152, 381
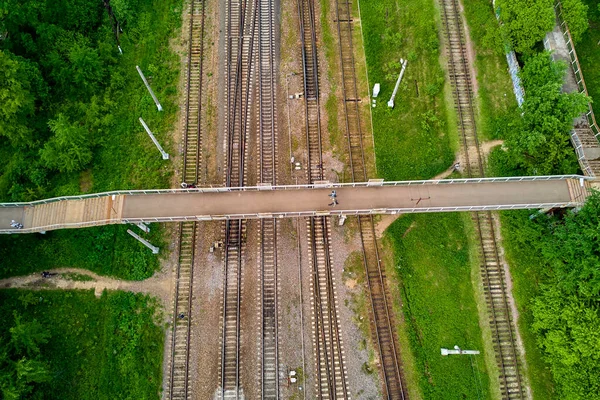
329, 190, 337, 198
178, 313, 186, 320
187, 183, 196, 189
181, 182, 188, 189
42, 271, 50, 278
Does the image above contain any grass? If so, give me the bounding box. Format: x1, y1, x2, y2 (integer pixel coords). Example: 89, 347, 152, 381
0, 223, 165, 280
577, 0, 600, 107
385, 213, 492, 399
0, 289, 164, 399
360, 0, 455, 181
0, 0, 182, 279
461, 0, 519, 140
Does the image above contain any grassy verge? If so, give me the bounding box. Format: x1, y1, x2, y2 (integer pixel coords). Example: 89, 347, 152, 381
0, 0, 182, 279
385, 213, 492, 399
0, 289, 164, 399
577, 0, 600, 106
360, 0, 454, 181
461, 0, 518, 140
0, 223, 165, 280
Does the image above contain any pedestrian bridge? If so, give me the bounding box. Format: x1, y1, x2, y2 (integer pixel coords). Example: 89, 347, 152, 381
0, 175, 594, 234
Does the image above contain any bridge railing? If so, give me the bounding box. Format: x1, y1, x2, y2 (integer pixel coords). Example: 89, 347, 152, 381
554, 0, 600, 137
0, 200, 582, 234
0, 175, 589, 208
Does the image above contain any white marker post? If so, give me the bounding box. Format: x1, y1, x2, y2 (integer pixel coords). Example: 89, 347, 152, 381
127, 229, 159, 254
441, 345, 480, 356
139, 118, 169, 160
388, 59, 408, 108
136, 65, 163, 111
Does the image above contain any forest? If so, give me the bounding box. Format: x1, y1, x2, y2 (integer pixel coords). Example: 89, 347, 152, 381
0, 0, 181, 279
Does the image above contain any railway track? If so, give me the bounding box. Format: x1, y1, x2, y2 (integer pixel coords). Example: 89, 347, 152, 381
219, 0, 256, 396
298, 0, 350, 397
168, 0, 205, 398
257, 0, 280, 396
440, 0, 525, 398
332, 0, 406, 398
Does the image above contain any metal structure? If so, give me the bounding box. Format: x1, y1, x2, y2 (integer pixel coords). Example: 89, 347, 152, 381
298, 0, 350, 396
334, 0, 406, 397
257, 0, 280, 396
139, 118, 170, 160
167, 0, 206, 398
136, 65, 163, 111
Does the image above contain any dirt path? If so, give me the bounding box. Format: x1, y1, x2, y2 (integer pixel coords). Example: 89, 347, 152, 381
0, 268, 173, 307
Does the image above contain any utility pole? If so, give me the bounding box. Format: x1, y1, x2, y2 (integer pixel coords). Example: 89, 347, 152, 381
139, 118, 169, 160
388, 58, 408, 108
127, 229, 159, 254
136, 66, 163, 111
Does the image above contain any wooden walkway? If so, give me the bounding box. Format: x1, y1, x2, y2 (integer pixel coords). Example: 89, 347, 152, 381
0, 177, 593, 234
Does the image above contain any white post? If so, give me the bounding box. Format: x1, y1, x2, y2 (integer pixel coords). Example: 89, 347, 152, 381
388, 59, 408, 108
136, 65, 163, 111
127, 229, 159, 254
139, 118, 169, 160
136, 222, 150, 233
441, 345, 480, 356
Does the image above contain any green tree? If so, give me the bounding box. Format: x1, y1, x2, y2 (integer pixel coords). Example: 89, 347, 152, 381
505, 52, 588, 174
561, 0, 589, 43
0, 312, 51, 400
0, 50, 35, 146
497, 0, 556, 53
532, 286, 600, 399
40, 113, 94, 173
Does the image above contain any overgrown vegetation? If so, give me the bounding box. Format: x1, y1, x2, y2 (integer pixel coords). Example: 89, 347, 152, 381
0, 223, 164, 280
577, 0, 600, 105
490, 52, 587, 175
461, 0, 518, 140
500, 194, 600, 400
386, 213, 491, 399
0, 0, 182, 279
360, 0, 454, 181
496, 0, 556, 53
0, 289, 164, 399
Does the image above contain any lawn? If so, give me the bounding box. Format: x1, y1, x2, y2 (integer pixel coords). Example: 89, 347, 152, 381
0, 289, 164, 399
0, 223, 165, 280
360, 0, 455, 181
385, 213, 492, 399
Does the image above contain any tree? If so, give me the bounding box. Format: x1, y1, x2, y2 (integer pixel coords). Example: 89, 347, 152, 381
40, 113, 94, 173
0, 50, 35, 146
0, 312, 51, 400
505, 52, 588, 174
497, 0, 556, 53
561, 0, 589, 43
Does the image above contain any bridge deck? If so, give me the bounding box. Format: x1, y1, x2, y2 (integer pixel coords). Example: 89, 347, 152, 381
0, 177, 591, 234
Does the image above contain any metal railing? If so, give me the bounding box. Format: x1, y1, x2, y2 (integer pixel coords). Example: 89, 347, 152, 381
0, 175, 589, 208
554, 0, 600, 137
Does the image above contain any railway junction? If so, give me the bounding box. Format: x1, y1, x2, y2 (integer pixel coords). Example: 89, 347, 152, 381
2, 0, 599, 398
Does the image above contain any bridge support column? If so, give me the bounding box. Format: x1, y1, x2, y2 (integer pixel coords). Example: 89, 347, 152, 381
127, 229, 159, 254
